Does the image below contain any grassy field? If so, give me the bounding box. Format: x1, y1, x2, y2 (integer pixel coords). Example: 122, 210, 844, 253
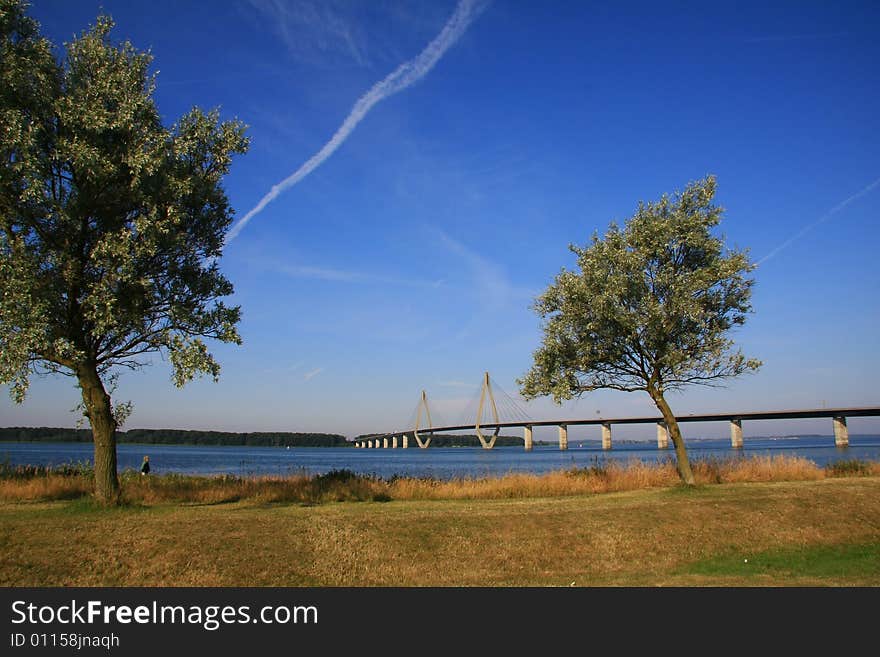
1, 465, 878, 586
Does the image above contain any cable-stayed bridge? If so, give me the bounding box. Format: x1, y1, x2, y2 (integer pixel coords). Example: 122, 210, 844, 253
353, 372, 880, 450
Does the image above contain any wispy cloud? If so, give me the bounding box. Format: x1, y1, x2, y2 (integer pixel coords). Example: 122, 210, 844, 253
431, 227, 535, 310
274, 262, 444, 288
245, 0, 370, 66
227, 0, 487, 244
303, 367, 324, 382
757, 176, 880, 265
278, 264, 366, 283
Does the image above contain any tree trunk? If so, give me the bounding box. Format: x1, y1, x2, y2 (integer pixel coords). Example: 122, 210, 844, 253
77, 363, 120, 505
649, 389, 696, 486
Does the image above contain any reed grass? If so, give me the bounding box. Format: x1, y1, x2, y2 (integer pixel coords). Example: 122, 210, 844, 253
1, 455, 876, 504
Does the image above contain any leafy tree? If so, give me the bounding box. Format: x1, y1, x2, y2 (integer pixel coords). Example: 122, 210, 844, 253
0, 0, 248, 503
518, 176, 760, 484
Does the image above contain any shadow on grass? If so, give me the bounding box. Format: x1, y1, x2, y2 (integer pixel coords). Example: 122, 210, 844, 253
54, 496, 152, 516
663, 483, 715, 497
179, 497, 243, 507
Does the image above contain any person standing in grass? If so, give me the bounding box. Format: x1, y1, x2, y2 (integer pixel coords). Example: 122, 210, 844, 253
141, 456, 150, 476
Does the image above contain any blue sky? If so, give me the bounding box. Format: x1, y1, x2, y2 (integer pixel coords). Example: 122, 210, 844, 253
2, 0, 879, 440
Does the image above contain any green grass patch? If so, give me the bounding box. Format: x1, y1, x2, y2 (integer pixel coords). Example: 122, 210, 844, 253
684, 542, 880, 580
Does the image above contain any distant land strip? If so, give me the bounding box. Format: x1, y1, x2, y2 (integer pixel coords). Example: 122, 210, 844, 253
0, 427, 349, 447
0, 427, 531, 448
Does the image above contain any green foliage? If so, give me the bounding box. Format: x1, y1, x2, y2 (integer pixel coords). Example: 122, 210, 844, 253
313, 469, 360, 485
826, 459, 873, 477
564, 456, 610, 479
0, 0, 248, 401
0, 426, 93, 442
0, 458, 93, 479
304, 469, 384, 504
520, 175, 760, 403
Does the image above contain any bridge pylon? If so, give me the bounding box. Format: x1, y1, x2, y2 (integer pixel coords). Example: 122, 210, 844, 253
413, 390, 434, 449
475, 371, 501, 449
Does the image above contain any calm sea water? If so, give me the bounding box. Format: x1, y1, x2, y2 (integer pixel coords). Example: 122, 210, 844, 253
1, 435, 879, 480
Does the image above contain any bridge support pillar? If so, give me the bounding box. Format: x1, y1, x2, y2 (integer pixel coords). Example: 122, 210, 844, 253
402, 435, 408, 449
392, 436, 398, 449
523, 425, 533, 451
601, 422, 612, 450
558, 424, 568, 451
833, 416, 849, 447
730, 419, 743, 448
383, 437, 389, 449
656, 422, 669, 449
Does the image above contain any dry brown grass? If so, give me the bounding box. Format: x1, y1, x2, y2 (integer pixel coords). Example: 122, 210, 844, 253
694, 455, 826, 484
1, 455, 875, 504
2, 477, 879, 586
0, 475, 91, 501
381, 455, 833, 499
385, 459, 678, 499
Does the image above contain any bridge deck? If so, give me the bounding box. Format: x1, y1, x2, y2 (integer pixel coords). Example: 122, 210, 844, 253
359, 406, 880, 440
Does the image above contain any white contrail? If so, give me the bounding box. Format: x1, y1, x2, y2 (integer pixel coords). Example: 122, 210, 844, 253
757, 176, 880, 265
227, 0, 484, 244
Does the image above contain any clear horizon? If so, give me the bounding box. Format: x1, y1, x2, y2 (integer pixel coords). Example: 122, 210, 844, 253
2, 0, 879, 439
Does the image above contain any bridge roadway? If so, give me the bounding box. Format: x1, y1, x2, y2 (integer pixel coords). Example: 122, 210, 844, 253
353, 406, 880, 450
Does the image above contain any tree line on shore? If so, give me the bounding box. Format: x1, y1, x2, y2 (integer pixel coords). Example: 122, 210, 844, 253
1, 427, 551, 448
0, 427, 349, 447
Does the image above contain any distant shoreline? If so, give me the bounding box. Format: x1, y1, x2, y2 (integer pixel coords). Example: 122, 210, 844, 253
1, 426, 873, 449
0, 427, 349, 448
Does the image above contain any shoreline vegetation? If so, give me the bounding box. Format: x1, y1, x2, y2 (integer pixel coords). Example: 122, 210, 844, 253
1, 454, 877, 505
1, 456, 878, 586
